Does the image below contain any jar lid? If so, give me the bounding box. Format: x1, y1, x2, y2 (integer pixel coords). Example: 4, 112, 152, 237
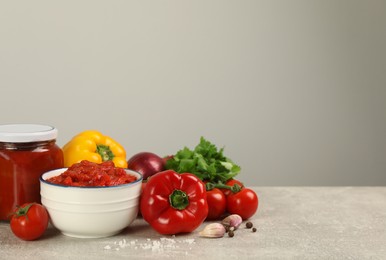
0, 124, 58, 143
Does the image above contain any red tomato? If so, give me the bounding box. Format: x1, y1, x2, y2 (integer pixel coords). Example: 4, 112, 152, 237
206, 188, 227, 220
10, 203, 49, 241
227, 188, 258, 220
221, 179, 244, 196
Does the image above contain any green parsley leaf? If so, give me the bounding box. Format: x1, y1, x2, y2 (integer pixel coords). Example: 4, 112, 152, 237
165, 137, 241, 183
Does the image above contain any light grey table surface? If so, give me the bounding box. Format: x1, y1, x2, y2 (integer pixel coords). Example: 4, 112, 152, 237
1, 187, 385, 260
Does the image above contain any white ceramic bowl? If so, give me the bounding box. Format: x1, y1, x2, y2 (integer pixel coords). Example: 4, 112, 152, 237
40, 168, 142, 238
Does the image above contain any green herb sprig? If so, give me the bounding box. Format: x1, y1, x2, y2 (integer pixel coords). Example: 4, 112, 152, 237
165, 137, 241, 183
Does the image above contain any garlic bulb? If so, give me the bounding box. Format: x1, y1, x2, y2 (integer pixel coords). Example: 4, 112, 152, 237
221, 214, 242, 230
199, 223, 226, 238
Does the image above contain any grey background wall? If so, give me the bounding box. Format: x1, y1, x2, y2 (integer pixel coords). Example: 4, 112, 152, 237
1, 1, 385, 186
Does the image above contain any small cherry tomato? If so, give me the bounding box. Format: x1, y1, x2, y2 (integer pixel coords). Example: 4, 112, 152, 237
221, 179, 244, 196
10, 203, 49, 241
227, 188, 258, 220
206, 188, 227, 220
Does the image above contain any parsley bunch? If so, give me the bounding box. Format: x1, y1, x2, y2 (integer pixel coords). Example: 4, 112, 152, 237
165, 137, 241, 183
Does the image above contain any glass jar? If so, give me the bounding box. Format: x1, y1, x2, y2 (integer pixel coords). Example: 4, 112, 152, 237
0, 124, 64, 221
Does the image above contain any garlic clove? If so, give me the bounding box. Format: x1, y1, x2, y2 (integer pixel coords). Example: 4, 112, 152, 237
221, 214, 242, 230
199, 223, 226, 238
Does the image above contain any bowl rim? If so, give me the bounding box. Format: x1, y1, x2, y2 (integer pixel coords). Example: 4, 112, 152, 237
40, 167, 143, 189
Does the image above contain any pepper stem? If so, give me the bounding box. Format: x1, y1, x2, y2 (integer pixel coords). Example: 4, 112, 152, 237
169, 190, 189, 210
96, 145, 115, 162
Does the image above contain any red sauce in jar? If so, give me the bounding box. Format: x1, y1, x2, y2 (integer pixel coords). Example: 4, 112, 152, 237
0, 124, 64, 221
47, 160, 137, 187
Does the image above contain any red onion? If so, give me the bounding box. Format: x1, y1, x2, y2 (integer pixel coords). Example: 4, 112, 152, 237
127, 152, 165, 180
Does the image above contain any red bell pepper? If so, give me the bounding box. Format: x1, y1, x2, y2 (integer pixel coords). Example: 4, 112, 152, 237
140, 170, 208, 235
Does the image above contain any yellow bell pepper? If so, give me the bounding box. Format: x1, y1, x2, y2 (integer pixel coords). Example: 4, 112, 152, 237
62, 130, 128, 168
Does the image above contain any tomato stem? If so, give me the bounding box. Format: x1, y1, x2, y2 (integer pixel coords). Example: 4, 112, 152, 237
15, 203, 35, 218
206, 182, 242, 193
230, 183, 243, 193
169, 189, 189, 210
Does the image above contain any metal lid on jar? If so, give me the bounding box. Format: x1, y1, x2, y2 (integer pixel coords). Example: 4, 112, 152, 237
0, 124, 58, 143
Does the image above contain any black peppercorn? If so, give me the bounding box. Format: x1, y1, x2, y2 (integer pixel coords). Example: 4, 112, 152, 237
246, 222, 253, 229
